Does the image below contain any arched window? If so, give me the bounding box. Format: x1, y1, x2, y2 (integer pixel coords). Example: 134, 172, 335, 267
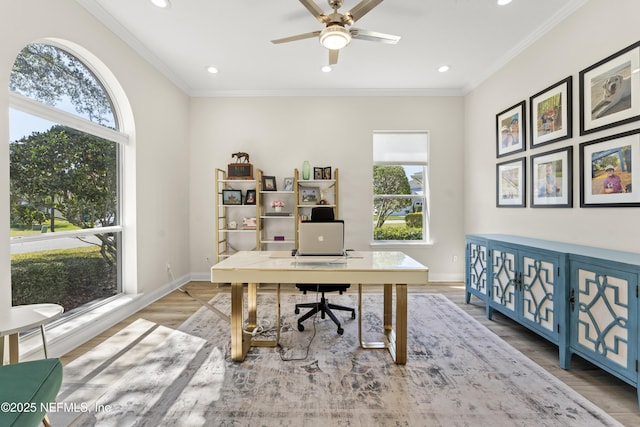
9, 42, 126, 314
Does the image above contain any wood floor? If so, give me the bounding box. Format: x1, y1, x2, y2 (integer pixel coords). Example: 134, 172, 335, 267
61, 282, 640, 426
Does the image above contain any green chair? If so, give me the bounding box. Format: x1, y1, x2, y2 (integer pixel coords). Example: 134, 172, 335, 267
0, 358, 63, 427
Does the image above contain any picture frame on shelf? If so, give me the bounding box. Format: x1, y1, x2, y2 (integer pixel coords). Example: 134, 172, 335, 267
496, 101, 526, 158
579, 41, 640, 135
244, 189, 256, 205
262, 175, 277, 191
579, 129, 640, 207
323, 166, 332, 180
222, 189, 242, 205
313, 167, 323, 180
299, 187, 320, 205
530, 146, 573, 208
496, 157, 526, 207
283, 177, 294, 191
530, 77, 572, 148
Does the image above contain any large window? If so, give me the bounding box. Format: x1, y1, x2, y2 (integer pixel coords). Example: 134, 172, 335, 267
9, 43, 125, 315
372, 131, 429, 243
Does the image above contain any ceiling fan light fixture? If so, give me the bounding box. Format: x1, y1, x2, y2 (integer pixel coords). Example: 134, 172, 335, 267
319, 25, 351, 50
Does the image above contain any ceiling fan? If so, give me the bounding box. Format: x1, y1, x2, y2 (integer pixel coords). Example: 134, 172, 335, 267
271, 0, 400, 65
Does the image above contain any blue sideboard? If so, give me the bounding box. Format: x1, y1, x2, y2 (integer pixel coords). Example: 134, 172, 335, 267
466, 234, 640, 406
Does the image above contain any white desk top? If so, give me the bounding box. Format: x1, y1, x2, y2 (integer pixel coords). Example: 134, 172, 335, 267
211, 251, 429, 285
0, 303, 64, 336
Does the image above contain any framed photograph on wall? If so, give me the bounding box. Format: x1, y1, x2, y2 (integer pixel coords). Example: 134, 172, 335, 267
496, 101, 526, 158
530, 77, 572, 148
580, 129, 640, 207
496, 157, 526, 207
579, 41, 640, 135
530, 146, 573, 208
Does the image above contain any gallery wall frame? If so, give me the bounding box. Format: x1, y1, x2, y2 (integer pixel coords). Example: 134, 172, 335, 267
530, 146, 573, 208
579, 128, 640, 207
496, 157, 526, 207
530, 77, 572, 148
496, 101, 526, 158
579, 41, 640, 135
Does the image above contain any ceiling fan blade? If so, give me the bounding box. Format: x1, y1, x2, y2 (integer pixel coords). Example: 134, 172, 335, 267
298, 0, 328, 23
271, 31, 321, 44
344, 0, 384, 24
350, 28, 400, 44
329, 49, 339, 65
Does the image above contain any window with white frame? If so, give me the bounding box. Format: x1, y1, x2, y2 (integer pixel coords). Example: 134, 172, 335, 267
8, 43, 125, 314
372, 131, 429, 243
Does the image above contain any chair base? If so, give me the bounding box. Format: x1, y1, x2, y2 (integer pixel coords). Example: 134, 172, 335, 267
295, 295, 356, 335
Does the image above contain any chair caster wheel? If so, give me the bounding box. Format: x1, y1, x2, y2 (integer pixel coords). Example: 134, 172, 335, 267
298, 324, 304, 332
294, 308, 300, 314
337, 327, 344, 335
351, 312, 356, 319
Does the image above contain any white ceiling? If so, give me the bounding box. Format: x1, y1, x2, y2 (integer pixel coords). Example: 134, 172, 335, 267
76, 0, 587, 97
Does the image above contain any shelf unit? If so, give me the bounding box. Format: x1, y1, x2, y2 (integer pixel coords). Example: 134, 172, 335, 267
258, 169, 296, 250
294, 168, 339, 250
214, 168, 260, 263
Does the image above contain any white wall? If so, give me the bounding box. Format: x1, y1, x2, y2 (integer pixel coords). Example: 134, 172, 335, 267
0, 0, 191, 314
464, 0, 640, 253
189, 96, 465, 282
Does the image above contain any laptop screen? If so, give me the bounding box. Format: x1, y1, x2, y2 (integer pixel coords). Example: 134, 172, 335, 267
297, 221, 344, 256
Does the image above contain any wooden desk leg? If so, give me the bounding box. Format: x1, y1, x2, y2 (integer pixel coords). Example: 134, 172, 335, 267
9, 333, 19, 364
383, 283, 393, 333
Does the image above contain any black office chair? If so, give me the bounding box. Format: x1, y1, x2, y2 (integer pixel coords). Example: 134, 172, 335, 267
294, 207, 355, 335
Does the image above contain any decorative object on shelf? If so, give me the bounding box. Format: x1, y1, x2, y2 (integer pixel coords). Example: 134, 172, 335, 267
496, 101, 526, 158
274, 235, 285, 241
244, 189, 256, 205
271, 199, 285, 212
228, 152, 253, 179
530, 76, 573, 148
242, 217, 257, 229
323, 166, 332, 179
228, 220, 237, 230
222, 189, 242, 205
299, 187, 320, 205
579, 128, 640, 207
579, 41, 640, 136
262, 175, 277, 191
302, 160, 311, 180
314, 167, 323, 179
283, 177, 294, 191
496, 157, 526, 207
530, 146, 573, 208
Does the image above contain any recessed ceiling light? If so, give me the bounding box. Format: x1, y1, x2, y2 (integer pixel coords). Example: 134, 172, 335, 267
321, 65, 332, 73
206, 66, 219, 74
497, 0, 512, 5
438, 65, 450, 73
150, 0, 171, 8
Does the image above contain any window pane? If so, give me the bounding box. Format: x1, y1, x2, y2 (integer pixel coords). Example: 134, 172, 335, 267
373, 165, 425, 241
11, 233, 120, 314
10, 43, 116, 129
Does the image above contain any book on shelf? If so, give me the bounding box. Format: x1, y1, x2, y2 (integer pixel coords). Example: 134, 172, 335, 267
265, 212, 292, 216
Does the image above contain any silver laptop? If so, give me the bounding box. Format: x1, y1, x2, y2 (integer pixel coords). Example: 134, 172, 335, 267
297, 221, 345, 256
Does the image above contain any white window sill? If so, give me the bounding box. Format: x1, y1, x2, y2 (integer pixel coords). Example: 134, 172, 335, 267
369, 240, 434, 248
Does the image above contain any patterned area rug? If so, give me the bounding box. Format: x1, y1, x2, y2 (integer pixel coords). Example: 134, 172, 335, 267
53, 293, 622, 426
